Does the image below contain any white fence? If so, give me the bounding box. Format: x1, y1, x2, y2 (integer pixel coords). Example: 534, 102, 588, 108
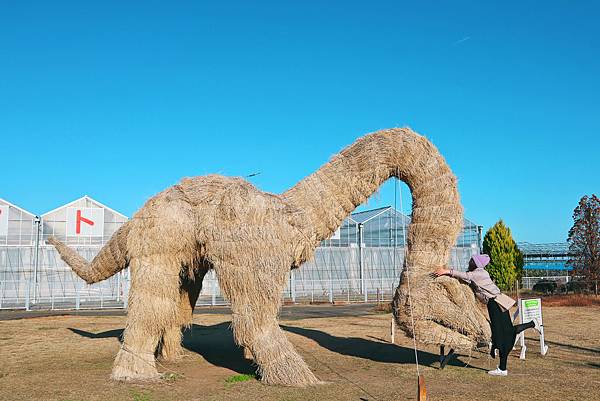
0, 245, 128, 310
521, 275, 571, 290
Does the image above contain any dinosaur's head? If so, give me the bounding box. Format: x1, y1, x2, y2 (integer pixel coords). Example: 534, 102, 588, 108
393, 272, 491, 350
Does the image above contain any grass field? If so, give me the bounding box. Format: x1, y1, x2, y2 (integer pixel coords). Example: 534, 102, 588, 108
1, 304, 599, 401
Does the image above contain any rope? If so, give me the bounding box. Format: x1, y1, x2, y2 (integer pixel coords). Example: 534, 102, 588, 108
394, 176, 421, 377
293, 340, 379, 401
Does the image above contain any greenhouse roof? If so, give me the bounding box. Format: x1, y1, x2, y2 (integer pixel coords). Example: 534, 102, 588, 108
517, 242, 571, 257
0, 198, 36, 218
350, 206, 410, 225
350, 206, 478, 228
41, 195, 128, 219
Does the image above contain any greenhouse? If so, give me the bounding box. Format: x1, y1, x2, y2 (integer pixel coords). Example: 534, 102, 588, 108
0, 196, 129, 310
321, 206, 481, 248
0, 198, 37, 309
292, 206, 482, 303
518, 242, 573, 289
0, 198, 483, 309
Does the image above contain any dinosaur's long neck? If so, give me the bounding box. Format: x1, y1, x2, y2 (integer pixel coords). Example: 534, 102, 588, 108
282, 128, 463, 267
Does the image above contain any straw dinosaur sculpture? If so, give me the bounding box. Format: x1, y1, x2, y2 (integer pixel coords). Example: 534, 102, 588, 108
49, 128, 490, 386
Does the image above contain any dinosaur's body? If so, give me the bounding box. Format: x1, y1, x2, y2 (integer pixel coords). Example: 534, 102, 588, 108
49, 128, 490, 386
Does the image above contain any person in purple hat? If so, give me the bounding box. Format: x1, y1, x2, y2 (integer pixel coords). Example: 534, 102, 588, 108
434, 254, 540, 376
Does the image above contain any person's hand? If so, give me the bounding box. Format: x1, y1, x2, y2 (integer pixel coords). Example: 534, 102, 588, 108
433, 267, 450, 277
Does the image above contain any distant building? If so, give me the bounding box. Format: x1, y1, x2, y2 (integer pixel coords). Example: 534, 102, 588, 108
321, 206, 482, 250
0, 196, 128, 310
518, 242, 573, 289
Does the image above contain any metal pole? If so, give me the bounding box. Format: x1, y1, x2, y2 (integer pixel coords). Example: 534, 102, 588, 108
75, 280, 80, 310
32, 216, 41, 305
288, 271, 292, 301
25, 276, 30, 311
329, 275, 333, 304
123, 269, 130, 309
358, 223, 364, 295
211, 270, 216, 306
291, 270, 296, 303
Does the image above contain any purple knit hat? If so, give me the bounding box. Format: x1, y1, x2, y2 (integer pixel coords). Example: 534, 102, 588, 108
471, 254, 490, 269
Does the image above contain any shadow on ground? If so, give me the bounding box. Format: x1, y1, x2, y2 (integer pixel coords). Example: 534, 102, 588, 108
588, 362, 600, 369
69, 328, 123, 339
281, 325, 487, 371
69, 321, 485, 375
528, 337, 600, 355
69, 323, 255, 375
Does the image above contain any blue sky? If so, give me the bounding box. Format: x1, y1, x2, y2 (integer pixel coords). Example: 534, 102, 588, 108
1, 1, 598, 243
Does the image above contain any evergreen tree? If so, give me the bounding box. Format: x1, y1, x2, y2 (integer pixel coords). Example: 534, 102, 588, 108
482, 220, 524, 291
567, 195, 600, 281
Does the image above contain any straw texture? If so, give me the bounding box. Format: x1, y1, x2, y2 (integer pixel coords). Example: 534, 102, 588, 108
47, 222, 131, 284
49, 127, 489, 386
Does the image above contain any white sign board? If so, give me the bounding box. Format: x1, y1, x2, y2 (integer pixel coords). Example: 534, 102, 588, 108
521, 298, 543, 325
515, 298, 548, 358
66, 207, 105, 237
0, 205, 8, 236
331, 227, 341, 240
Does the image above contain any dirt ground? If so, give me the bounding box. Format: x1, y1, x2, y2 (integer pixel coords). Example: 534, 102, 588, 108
1, 305, 599, 401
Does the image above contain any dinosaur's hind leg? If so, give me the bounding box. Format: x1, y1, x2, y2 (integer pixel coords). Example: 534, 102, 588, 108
159, 267, 208, 361
111, 255, 181, 381
215, 260, 320, 386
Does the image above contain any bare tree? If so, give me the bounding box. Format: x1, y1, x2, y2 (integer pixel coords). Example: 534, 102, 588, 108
567, 195, 600, 283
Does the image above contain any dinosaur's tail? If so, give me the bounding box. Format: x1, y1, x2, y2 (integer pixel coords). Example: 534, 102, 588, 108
47, 221, 131, 284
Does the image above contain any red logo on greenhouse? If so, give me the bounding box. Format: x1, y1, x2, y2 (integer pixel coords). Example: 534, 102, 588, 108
66, 207, 104, 237
75, 210, 95, 234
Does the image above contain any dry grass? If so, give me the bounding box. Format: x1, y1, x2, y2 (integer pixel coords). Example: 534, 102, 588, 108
542, 295, 600, 307
1, 306, 599, 401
